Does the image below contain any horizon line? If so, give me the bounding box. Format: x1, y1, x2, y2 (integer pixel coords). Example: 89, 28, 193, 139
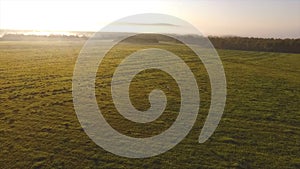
0, 29, 299, 40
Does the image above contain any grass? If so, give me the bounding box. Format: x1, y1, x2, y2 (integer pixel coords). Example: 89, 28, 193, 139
0, 40, 299, 168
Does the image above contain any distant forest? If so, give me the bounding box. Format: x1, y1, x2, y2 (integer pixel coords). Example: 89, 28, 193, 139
208, 36, 300, 54
1, 33, 299, 53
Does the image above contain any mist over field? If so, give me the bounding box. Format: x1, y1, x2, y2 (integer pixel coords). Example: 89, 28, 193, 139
1, 30, 299, 53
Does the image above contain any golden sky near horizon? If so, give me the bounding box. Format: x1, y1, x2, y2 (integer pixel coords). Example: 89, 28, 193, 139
1, 0, 299, 38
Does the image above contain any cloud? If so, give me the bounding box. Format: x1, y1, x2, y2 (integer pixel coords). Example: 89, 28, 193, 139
114, 22, 180, 27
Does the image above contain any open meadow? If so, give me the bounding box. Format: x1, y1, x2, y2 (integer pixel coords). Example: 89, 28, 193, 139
0, 40, 299, 168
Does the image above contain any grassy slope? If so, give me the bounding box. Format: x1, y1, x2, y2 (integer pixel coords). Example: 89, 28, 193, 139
0, 41, 299, 168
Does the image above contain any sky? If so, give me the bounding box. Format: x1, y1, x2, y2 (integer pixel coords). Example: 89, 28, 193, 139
0, 0, 299, 38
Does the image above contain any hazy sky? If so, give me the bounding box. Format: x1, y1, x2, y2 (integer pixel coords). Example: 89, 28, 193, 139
0, 0, 299, 38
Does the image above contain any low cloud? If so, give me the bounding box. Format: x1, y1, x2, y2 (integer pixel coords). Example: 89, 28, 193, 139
114, 22, 180, 27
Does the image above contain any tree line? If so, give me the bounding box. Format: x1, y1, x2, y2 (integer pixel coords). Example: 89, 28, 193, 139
1, 33, 299, 53
208, 36, 300, 53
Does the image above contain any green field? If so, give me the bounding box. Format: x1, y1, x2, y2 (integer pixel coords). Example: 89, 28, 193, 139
0, 40, 299, 168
